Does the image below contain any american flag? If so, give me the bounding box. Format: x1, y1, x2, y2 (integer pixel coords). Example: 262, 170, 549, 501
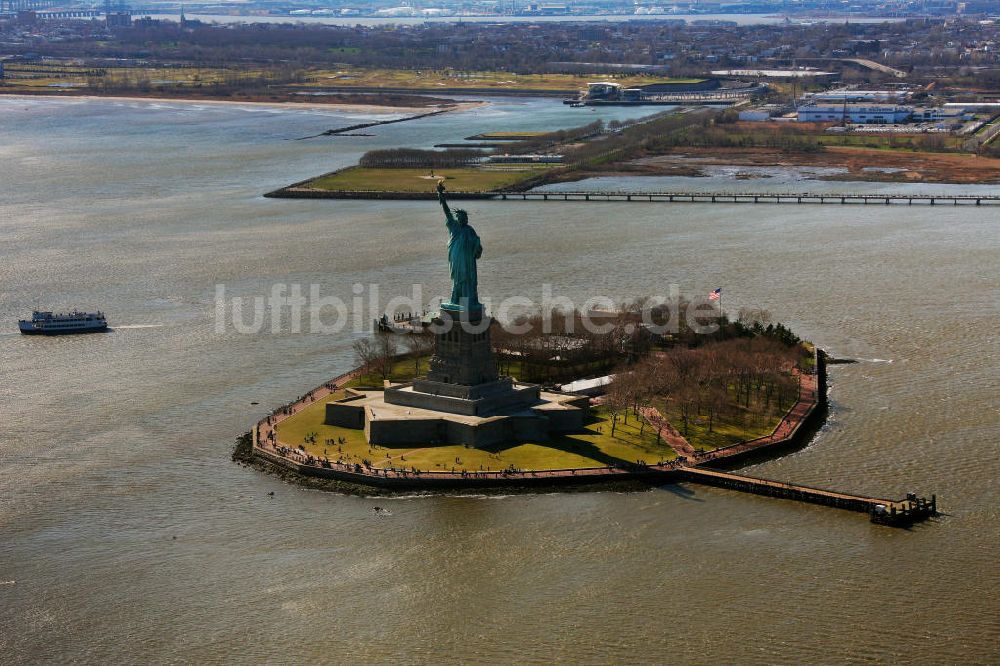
709, 288, 722, 301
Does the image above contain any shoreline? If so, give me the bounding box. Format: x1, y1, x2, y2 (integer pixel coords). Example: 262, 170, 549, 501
238, 350, 827, 495
0, 90, 486, 115
266, 144, 1000, 198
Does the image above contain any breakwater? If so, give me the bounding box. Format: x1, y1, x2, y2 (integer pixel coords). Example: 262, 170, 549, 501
245, 349, 938, 526
294, 107, 455, 140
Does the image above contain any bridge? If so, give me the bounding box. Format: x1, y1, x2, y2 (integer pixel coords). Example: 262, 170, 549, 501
494, 191, 1000, 206
1, 0, 131, 17
768, 56, 908, 79
34, 8, 110, 18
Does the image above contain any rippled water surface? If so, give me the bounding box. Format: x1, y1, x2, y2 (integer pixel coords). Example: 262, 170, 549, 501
1, 96, 998, 664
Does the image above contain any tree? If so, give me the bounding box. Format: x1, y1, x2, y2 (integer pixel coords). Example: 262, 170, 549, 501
604, 376, 630, 438
404, 331, 434, 376
353, 334, 397, 383
352, 338, 377, 380
372, 334, 398, 382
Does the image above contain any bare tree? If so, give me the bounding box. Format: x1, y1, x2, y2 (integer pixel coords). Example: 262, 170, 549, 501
604, 376, 630, 438
352, 338, 377, 379
372, 334, 398, 382
404, 332, 434, 377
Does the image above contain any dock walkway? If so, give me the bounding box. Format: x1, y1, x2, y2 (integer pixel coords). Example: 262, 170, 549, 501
674, 467, 937, 526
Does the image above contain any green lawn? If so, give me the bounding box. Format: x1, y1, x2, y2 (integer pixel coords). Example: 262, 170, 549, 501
345, 354, 430, 388
654, 397, 784, 452
305, 166, 548, 193
275, 399, 676, 473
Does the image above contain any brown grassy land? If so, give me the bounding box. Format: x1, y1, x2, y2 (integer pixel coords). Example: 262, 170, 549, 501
621, 146, 1000, 184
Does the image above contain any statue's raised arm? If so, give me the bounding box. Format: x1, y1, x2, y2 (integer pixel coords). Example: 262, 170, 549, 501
437, 181, 455, 226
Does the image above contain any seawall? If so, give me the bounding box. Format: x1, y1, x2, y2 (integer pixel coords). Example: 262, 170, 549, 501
247, 348, 829, 491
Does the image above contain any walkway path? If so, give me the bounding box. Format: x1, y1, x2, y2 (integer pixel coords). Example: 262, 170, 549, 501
255, 365, 367, 449
638, 407, 697, 460
693, 370, 818, 465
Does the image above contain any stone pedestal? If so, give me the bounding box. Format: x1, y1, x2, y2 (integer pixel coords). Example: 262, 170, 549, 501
425, 307, 498, 386
370, 306, 584, 445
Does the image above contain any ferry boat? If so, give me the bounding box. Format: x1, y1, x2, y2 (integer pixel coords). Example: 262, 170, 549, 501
18, 310, 108, 335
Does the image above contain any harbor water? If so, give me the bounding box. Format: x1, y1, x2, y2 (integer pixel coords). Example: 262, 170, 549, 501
0, 95, 998, 664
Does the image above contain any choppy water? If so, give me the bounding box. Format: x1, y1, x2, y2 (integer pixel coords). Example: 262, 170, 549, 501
1, 96, 998, 664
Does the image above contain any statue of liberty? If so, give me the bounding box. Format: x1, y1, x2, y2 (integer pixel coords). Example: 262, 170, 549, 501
437, 182, 482, 312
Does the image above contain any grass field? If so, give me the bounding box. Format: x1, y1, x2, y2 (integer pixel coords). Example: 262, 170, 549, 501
655, 397, 784, 452
814, 133, 966, 151
0, 64, 254, 92
304, 166, 548, 193
275, 398, 676, 473
3, 62, 704, 97
298, 67, 704, 92
345, 355, 430, 388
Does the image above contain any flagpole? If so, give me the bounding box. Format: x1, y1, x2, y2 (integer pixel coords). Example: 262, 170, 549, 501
718, 289, 723, 337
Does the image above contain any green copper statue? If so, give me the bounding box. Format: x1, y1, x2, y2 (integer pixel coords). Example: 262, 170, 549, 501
437, 181, 483, 312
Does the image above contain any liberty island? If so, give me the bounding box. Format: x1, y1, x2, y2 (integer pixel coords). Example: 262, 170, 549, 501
240, 185, 936, 527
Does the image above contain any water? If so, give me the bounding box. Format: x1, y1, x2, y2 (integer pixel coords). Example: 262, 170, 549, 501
1, 96, 999, 664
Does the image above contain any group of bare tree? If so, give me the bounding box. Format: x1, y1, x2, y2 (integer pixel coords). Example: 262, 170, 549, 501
605, 336, 804, 440
351, 334, 397, 384
24, 18, 999, 84
352, 331, 435, 383
359, 148, 485, 169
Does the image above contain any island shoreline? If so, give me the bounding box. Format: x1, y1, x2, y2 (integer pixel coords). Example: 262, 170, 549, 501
235, 349, 828, 496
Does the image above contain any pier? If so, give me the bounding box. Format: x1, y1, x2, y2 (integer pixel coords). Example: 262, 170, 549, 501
674, 467, 937, 527
495, 190, 1000, 206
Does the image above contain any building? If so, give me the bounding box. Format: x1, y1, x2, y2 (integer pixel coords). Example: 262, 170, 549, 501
585, 81, 622, 100
803, 89, 913, 103
711, 68, 838, 81
558, 375, 613, 397
105, 11, 131, 28
797, 104, 914, 124
487, 154, 563, 164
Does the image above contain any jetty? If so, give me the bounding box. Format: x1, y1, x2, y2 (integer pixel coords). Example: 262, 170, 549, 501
293, 108, 454, 140
674, 467, 937, 527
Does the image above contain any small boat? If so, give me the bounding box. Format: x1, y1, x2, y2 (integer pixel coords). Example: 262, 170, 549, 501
18, 310, 108, 335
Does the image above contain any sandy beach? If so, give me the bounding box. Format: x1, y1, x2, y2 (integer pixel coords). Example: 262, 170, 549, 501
0, 90, 486, 115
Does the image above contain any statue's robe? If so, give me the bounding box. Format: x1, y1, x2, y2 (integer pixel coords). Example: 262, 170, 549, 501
446, 219, 482, 309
